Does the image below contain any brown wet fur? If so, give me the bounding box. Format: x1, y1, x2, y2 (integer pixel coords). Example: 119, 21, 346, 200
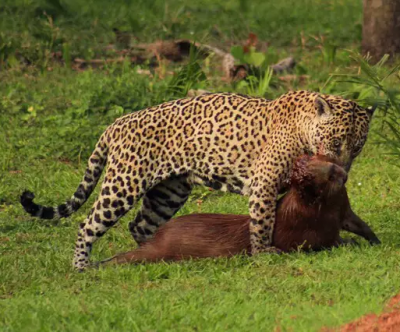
101, 155, 379, 265
104, 214, 252, 264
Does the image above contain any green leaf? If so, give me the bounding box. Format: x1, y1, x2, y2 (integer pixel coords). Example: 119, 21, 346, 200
230, 46, 244, 63
62, 43, 71, 68
244, 52, 265, 67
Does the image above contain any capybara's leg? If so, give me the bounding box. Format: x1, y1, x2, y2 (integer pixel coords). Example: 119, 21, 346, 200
341, 208, 381, 245
334, 237, 360, 247
98, 244, 166, 266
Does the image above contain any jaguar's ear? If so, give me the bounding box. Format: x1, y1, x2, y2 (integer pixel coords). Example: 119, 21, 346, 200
315, 96, 333, 118
366, 104, 377, 116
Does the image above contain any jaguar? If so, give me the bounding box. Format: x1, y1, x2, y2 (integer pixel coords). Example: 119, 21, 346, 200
20, 90, 375, 270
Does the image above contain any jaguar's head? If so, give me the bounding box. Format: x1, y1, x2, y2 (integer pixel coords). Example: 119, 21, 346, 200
306, 94, 375, 171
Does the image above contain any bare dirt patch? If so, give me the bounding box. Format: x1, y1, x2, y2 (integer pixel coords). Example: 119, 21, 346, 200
323, 293, 400, 332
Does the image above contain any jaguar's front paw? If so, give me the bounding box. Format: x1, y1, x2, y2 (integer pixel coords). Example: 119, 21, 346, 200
73, 257, 89, 271
251, 246, 282, 255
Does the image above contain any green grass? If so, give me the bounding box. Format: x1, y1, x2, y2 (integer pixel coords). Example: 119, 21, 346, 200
1, 142, 400, 331
2, 120, 400, 331
1, 0, 400, 331
1, 0, 362, 65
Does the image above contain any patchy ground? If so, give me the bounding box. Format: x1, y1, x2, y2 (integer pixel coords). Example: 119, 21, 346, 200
323, 294, 400, 332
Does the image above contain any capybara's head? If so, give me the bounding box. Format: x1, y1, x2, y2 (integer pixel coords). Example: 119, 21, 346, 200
290, 154, 348, 199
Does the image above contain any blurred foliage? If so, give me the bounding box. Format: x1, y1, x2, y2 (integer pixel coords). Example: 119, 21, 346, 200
329, 53, 400, 162
167, 47, 208, 97
0, 0, 362, 69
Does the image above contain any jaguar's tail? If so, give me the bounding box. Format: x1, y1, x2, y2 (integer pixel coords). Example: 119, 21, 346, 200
20, 132, 109, 220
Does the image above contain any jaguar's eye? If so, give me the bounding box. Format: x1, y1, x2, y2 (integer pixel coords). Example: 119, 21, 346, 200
353, 144, 362, 155
333, 139, 341, 147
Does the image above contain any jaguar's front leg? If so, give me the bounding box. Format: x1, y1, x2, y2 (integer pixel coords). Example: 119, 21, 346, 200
249, 145, 291, 254
249, 184, 279, 254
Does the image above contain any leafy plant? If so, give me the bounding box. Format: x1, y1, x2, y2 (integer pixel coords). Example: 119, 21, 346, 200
230, 34, 266, 68
236, 67, 273, 97
309, 34, 338, 64
62, 42, 71, 68
333, 52, 400, 161
33, 0, 70, 20
0, 33, 19, 68
231, 45, 265, 67
167, 46, 207, 98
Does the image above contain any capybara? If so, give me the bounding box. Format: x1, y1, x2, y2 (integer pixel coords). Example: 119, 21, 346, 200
100, 155, 380, 265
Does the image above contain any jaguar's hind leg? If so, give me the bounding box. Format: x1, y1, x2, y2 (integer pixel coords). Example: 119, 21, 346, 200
129, 175, 192, 245
73, 170, 145, 270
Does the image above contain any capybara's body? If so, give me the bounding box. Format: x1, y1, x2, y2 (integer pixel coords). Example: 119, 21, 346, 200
103, 214, 252, 264
101, 155, 380, 265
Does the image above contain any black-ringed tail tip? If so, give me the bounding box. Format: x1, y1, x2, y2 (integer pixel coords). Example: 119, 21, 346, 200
20, 190, 56, 219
